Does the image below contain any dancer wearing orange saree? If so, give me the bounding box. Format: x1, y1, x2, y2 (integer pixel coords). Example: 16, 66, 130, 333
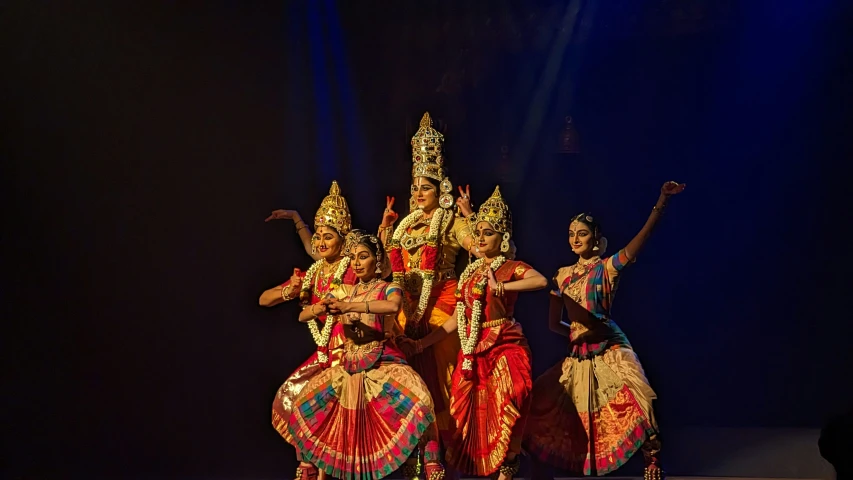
378, 112, 478, 480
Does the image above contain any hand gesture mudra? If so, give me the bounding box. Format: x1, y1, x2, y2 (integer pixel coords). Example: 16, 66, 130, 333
661, 181, 686, 196
456, 185, 474, 217
265, 209, 300, 222
326, 299, 350, 316
486, 268, 499, 291
289, 268, 303, 291
381, 196, 399, 227
311, 301, 329, 318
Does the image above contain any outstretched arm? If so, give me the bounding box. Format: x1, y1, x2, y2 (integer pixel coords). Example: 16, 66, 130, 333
265, 209, 320, 261
495, 268, 548, 293
622, 181, 686, 261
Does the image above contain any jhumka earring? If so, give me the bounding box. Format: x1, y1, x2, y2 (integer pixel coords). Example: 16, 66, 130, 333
500, 232, 511, 253
438, 177, 454, 209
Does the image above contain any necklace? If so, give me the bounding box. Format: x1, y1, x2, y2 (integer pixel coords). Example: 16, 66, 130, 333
355, 277, 380, 294
577, 255, 600, 266
322, 257, 343, 276
567, 256, 600, 302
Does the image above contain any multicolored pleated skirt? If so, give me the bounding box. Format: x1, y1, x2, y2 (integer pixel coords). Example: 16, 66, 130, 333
523, 345, 658, 475
287, 341, 437, 480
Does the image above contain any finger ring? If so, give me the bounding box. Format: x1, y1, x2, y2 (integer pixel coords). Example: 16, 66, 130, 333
463, 195, 468, 199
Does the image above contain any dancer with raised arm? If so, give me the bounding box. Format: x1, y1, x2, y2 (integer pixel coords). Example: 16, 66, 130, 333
287, 232, 444, 480
523, 181, 685, 480
406, 186, 547, 480
260, 181, 358, 480
377, 112, 478, 480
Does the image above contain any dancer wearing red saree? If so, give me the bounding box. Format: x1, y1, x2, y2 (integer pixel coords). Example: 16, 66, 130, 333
259, 181, 358, 480
523, 181, 685, 480
406, 187, 548, 480
287, 232, 443, 480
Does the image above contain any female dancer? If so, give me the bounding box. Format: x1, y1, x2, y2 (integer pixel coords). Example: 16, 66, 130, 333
287, 232, 444, 480
406, 186, 547, 480
259, 181, 358, 480
377, 112, 478, 474
523, 181, 686, 480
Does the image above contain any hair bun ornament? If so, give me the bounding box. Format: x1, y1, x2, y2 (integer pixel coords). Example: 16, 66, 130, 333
593, 236, 608, 255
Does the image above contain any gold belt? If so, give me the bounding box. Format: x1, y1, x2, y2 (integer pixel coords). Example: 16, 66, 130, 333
481, 317, 514, 328
408, 269, 456, 282
344, 340, 383, 353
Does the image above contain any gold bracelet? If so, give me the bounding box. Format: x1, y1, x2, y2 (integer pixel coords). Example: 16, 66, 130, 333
365, 301, 370, 314
280, 285, 293, 301
652, 205, 666, 214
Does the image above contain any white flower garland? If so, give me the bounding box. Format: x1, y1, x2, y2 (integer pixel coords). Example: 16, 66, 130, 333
391, 208, 449, 329
299, 256, 349, 363
456, 255, 506, 371
307, 313, 336, 364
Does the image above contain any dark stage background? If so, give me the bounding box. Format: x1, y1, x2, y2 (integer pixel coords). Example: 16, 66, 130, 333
3, 0, 852, 478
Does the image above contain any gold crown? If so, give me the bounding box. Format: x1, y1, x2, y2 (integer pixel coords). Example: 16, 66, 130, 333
411, 112, 446, 182
478, 186, 512, 237
314, 180, 352, 235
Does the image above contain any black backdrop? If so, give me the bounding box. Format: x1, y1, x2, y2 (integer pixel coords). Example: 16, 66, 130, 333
3, 0, 853, 477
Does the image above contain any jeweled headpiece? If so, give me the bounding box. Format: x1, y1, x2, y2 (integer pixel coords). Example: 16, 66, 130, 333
478, 185, 513, 253
410, 112, 454, 210
411, 112, 446, 182
314, 180, 352, 236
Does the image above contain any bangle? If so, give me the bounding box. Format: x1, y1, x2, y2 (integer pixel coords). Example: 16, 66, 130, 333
495, 281, 506, 297
280, 285, 293, 301
652, 205, 666, 215
415, 340, 423, 354
365, 301, 370, 314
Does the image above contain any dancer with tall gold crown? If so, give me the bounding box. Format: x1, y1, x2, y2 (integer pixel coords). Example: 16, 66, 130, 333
407, 186, 548, 480
378, 112, 479, 480
259, 181, 359, 480
523, 181, 686, 480
287, 230, 443, 480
